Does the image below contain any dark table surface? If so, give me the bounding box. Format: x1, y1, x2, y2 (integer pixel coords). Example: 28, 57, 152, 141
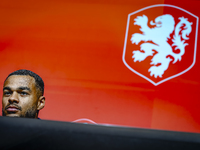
0, 116, 199, 150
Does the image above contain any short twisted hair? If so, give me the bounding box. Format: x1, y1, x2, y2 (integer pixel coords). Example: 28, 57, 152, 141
5, 69, 44, 96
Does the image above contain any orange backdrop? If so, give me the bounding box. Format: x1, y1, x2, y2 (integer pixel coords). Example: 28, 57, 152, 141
0, 0, 200, 133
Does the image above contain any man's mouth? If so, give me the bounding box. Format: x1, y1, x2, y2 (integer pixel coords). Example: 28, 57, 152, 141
6, 105, 21, 112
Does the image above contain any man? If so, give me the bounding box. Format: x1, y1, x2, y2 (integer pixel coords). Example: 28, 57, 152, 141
2, 69, 45, 118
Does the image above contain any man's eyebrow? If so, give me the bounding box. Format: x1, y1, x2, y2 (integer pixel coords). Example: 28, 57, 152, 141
3, 87, 11, 91
18, 87, 31, 92
3, 86, 31, 92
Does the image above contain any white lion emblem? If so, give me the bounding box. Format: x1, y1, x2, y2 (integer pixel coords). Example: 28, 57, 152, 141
131, 14, 193, 78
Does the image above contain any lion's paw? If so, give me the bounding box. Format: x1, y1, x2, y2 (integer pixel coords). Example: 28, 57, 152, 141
173, 55, 182, 64
134, 15, 148, 26
132, 50, 146, 62
131, 33, 142, 45
148, 66, 163, 78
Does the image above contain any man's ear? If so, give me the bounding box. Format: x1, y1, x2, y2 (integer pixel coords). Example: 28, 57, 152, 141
37, 96, 45, 111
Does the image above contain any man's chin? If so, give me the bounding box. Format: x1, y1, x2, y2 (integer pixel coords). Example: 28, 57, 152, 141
4, 113, 21, 117
2, 109, 20, 117
2, 107, 37, 118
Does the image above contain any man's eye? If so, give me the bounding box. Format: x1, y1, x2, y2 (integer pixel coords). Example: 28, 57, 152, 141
20, 92, 28, 96
4, 92, 11, 96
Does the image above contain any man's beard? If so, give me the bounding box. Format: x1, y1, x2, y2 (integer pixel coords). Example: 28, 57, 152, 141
2, 105, 38, 118
20, 106, 37, 118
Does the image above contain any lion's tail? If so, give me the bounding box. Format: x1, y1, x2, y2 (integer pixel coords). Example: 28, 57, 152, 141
172, 17, 192, 63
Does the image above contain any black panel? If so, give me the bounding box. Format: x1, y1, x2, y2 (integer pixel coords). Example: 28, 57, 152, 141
0, 117, 199, 150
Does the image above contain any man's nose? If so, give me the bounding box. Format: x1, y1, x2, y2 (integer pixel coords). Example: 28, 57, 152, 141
8, 92, 19, 103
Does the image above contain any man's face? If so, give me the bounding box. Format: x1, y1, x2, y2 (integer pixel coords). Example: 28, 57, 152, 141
2, 75, 39, 118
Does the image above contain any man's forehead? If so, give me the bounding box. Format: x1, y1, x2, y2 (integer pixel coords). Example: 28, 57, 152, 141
4, 75, 36, 88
